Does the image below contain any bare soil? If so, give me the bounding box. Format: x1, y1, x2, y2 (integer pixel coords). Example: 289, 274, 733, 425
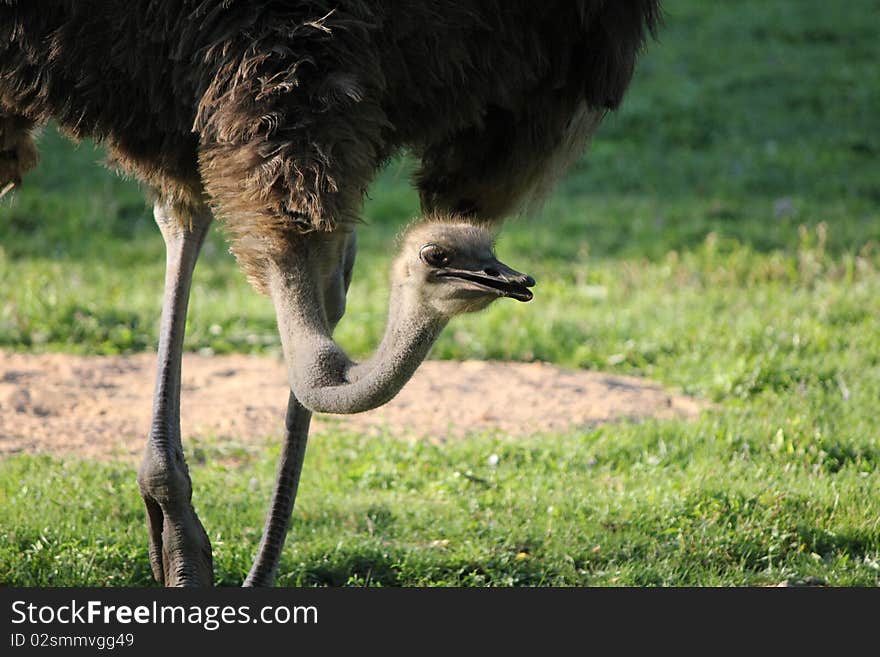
0, 351, 706, 462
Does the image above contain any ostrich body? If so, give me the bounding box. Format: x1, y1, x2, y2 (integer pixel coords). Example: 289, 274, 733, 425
0, 1, 660, 586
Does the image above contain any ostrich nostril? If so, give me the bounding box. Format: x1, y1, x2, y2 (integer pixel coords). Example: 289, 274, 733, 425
483, 267, 500, 277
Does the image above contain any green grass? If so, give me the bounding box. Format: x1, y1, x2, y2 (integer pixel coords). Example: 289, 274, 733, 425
1, 0, 879, 586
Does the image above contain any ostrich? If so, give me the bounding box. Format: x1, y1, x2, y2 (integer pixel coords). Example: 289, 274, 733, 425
0, 1, 661, 586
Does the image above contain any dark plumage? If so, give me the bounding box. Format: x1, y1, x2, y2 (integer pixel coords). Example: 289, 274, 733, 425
1, 0, 659, 288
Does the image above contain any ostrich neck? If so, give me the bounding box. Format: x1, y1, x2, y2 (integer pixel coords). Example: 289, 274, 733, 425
269, 258, 448, 415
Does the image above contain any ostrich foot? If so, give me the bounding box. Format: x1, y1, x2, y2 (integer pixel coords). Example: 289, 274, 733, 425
139, 459, 214, 586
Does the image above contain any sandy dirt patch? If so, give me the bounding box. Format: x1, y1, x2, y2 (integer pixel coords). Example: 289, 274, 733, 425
0, 351, 705, 462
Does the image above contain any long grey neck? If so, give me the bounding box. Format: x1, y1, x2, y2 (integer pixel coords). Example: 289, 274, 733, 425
269, 260, 448, 415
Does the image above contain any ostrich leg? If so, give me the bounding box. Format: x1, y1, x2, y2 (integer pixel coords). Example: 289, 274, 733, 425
243, 392, 311, 587
137, 201, 213, 587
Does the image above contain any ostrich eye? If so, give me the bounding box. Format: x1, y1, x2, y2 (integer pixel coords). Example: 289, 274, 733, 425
420, 244, 451, 268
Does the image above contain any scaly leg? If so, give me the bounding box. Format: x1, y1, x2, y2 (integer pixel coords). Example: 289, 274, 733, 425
137, 201, 213, 587
243, 392, 311, 587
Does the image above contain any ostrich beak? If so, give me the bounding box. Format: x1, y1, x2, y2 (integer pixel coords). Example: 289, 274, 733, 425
438, 258, 536, 301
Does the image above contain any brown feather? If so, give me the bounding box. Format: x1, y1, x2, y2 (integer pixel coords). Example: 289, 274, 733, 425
0, 0, 660, 290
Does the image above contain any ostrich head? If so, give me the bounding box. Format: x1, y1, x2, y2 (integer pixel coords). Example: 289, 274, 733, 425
268, 217, 535, 415
392, 220, 534, 317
